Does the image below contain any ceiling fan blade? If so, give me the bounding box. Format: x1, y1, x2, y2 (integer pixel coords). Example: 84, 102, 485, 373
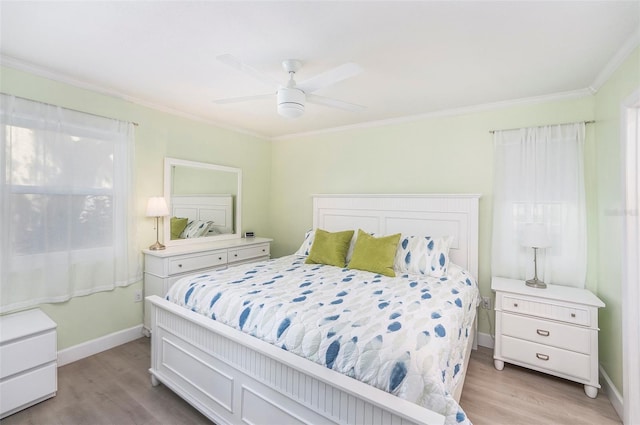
213, 93, 274, 104
298, 62, 363, 93
306, 94, 366, 112
217, 54, 281, 87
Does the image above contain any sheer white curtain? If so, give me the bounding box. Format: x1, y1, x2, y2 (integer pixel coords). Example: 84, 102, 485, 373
491, 123, 586, 287
0, 94, 140, 312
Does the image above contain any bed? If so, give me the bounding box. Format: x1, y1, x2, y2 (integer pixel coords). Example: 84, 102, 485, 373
147, 194, 480, 425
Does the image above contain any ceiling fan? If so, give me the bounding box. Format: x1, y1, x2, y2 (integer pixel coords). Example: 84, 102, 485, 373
214, 54, 366, 119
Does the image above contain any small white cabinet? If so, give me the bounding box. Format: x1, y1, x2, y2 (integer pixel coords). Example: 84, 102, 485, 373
143, 237, 272, 333
492, 276, 605, 398
0, 309, 57, 418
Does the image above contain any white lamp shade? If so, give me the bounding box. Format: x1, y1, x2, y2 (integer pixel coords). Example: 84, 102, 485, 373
146, 197, 169, 217
520, 223, 551, 248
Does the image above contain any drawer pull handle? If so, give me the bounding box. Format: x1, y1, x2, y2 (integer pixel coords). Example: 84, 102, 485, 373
571, 313, 576, 318
262, 249, 266, 252
513, 303, 518, 308
536, 353, 550, 361
178, 264, 182, 268
218, 257, 223, 260
536, 329, 550, 337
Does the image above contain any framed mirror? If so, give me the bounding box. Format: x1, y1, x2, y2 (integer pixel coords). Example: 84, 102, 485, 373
163, 157, 242, 247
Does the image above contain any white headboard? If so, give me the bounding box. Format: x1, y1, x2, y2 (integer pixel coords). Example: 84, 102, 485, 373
312, 194, 480, 279
172, 194, 233, 234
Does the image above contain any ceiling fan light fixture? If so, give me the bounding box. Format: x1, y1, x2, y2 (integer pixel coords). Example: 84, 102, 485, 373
277, 87, 305, 119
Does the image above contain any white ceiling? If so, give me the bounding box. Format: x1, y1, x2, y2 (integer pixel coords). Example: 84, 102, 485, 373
1, 1, 639, 139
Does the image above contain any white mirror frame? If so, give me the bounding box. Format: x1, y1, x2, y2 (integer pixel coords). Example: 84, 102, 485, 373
163, 157, 242, 247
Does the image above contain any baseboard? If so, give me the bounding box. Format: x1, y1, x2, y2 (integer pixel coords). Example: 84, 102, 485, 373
599, 365, 623, 421
477, 331, 495, 349
57, 325, 144, 367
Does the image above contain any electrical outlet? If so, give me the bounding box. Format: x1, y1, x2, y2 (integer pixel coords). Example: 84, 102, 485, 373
134, 290, 143, 303
481, 296, 492, 310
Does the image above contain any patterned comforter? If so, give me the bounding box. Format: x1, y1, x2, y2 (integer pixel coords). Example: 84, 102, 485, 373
166, 255, 479, 424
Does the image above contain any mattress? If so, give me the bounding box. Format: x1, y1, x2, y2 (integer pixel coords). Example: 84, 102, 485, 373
166, 255, 479, 424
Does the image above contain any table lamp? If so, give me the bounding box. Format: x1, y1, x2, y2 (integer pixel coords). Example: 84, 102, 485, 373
520, 223, 551, 288
146, 197, 169, 250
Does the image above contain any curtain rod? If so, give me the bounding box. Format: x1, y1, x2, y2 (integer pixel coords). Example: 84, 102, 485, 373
2, 93, 139, 126
489, 120, 595, 134
56, 104, 139, 127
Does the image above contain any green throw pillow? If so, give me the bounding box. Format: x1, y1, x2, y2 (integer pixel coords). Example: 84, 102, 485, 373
305, 229, 355, 267
347, 229, 401, 277
170, 217, 189, 240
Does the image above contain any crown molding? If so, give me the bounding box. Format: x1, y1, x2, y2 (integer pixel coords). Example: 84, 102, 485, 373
590, 28, 640, 93
271, 88, 593, 141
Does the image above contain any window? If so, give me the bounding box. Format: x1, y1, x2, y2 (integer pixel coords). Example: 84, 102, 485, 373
0, 94, 140, 312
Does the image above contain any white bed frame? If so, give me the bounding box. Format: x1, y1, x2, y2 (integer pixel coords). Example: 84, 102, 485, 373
148, 194, 480, 425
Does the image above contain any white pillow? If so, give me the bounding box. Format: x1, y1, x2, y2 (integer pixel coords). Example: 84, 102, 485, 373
294, 229, 315, 256
180, 220, 213, 239
394, 235, 454, 277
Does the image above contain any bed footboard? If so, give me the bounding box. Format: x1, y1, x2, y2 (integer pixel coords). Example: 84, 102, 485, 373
148, 295, 445, 425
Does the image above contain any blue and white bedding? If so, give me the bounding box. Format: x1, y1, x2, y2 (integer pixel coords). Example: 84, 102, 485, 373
166, 255, 479, 425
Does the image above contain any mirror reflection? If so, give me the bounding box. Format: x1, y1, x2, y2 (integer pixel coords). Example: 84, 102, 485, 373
163, 158, 242, 246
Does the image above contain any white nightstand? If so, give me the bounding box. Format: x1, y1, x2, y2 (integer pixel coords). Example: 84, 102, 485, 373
492, 276, 605, 398
0, 309, 57, 418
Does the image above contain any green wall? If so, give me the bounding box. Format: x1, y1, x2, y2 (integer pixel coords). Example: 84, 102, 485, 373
593, 46, 640, 394
0, 66, 272, 349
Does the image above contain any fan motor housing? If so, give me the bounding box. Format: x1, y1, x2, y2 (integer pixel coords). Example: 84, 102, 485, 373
277, 87, 305, 118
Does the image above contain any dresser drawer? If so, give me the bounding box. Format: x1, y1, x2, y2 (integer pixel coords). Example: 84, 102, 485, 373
501, 313, 591, 354
0, 331, 57, 379
502, 295, 589, 326
168, 251, 227, 275
229, 244, 270, 264
501, 335, 590, 381
0, 362, 57, 418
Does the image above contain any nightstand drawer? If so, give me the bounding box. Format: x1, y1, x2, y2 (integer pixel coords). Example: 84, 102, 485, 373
0, 362, 57, 417
502, 336, 590, 381
229, 243, 270, 263
501, 313, 591, 354
0, 331, 57, 379
168, 251, 227, 275
502, 295, 590, 326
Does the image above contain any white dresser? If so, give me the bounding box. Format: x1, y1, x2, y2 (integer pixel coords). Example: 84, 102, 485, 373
0, 309, 57, 418
143, 237, 272, 333
492, 276, 605, 398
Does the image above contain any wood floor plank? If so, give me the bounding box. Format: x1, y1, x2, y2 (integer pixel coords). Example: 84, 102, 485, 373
0, 339, 621, 425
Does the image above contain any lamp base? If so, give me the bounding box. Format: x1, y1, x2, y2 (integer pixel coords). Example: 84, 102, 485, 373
149, 241, 166, 251
525, 278, 547, 289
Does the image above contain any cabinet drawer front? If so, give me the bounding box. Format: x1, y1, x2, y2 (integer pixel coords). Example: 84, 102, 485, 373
229, 244, 270, 263
0, 331, 57, 379
501, 336, 590, 381
502, 295, 589, 325
168, 251, 227, 275
0, 362, 56, 417
501, 313, 591, 354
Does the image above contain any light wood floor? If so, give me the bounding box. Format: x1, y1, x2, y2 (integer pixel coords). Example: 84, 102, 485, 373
1, 338, 621, 425
460, 347, 621, 425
